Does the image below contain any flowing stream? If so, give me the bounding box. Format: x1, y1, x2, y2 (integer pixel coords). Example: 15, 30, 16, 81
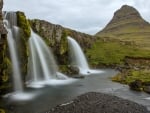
68, 36, 103, 75
2, 69, 150, 113
4, 12, 23, 92
27, 30, 74, 88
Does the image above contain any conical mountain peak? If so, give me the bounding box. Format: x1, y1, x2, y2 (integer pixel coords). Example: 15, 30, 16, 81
113, 5, 141, 20
96, 5, 150, 37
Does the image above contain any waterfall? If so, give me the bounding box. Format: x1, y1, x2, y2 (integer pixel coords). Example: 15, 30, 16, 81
28, 30, 58, 82
7, 29, 23, 92
68, 37, 90, 74
27, 30, 73, 87
68, 36, 103, 75
3, 12, 75, 100
4, 11, 17, 28
4, 12, 23, 92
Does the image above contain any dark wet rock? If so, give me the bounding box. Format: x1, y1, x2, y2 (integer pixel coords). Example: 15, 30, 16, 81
45, 92, 149, 113
67, 65, 80, 75
129, 80, 143, 91
143, 85, 150, 94
64, 65, 84, 78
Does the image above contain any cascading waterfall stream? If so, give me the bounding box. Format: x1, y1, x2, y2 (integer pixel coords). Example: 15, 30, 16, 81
3, 12, 36, 101
68, 36, 90, 74
28, 30, 58, 81
27, 30, 74, 88
4, 12, 23, 92
68, 36, 103, 75
7, 29, 23, 92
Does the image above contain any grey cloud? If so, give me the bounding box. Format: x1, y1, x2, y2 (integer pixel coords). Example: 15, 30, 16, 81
3, 0, 150, 34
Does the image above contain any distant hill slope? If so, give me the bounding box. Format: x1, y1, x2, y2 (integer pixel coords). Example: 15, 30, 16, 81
95, 5, 150, 50
87, 5, 150, 66
88, 5, 150, 89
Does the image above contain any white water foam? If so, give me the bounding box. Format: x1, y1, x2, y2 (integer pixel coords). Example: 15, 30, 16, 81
4, 92, 36, 101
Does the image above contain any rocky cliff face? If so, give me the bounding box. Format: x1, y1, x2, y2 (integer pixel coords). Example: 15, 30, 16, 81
0, 0, 10, 94
30, 19, 95, 65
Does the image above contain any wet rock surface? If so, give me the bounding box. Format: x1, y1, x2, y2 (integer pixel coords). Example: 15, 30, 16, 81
143, 85, 150, 94
45, 92, 150, 113
129, 80, 143, 91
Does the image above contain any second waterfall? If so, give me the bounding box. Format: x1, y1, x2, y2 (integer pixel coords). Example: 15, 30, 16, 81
68, 36, 103, 75
27, 30, 74, 88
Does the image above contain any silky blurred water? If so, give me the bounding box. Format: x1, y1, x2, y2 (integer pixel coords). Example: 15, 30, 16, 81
2, 69, 150, 113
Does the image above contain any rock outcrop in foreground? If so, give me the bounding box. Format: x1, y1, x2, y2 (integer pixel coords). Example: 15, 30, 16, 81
45, 92, 149, 113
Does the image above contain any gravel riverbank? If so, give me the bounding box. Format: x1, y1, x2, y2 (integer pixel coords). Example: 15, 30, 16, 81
44, 92, 150, 113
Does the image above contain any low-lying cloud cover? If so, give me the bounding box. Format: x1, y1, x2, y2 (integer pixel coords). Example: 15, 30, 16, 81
3, 0, 150, 34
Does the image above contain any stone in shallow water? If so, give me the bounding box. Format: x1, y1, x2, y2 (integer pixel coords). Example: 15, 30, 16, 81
143, 86, 150, 94
129, 80, 143, 91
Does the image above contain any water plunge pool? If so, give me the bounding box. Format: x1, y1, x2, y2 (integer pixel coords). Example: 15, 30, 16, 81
2, 69, 150, 113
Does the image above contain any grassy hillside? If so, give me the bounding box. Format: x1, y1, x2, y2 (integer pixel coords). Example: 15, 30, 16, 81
88, 5, 150, 92
96, 5, 150, 51
87, 37, 150, 66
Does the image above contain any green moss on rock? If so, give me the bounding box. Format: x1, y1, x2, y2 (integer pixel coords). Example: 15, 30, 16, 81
16, 11, 31, 78
112, 69, 150, 92
114, 70, 150, 84
16, 11, 31, 38
0, 41, 12, 94
59, 30, 68, 55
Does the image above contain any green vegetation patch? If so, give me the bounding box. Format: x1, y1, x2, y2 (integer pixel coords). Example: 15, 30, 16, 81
16, 11, 31, 38
87, 39, 150, 66
112, 70, 150, 84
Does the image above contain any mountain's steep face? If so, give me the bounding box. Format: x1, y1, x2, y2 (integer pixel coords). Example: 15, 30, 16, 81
96, 5, 150, 48
30, 19, 95, 65
101, 5, 145, 30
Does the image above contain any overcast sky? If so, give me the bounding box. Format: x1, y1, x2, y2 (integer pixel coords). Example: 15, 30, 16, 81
3, 0, 150, 35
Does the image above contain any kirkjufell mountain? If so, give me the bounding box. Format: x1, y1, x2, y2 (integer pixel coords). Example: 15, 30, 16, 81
96, 5, 150, 36
87, 5, 150, 71
96, 5, 150, 49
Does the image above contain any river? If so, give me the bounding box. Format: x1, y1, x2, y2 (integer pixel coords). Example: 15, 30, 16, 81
2, 69, 150, 113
